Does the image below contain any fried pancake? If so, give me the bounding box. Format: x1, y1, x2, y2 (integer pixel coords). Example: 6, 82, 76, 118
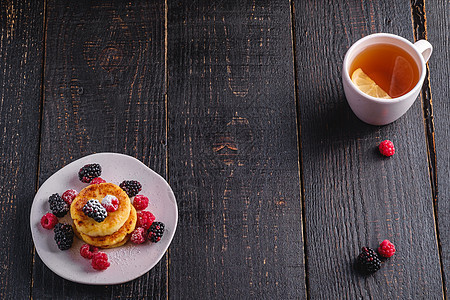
78, 205, 137, 248
72, 224, 130, 249
101, 235, 130, 249
71, 183, 131, 237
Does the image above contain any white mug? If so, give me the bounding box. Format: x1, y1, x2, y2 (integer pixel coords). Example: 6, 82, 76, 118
342, 33, 432, 125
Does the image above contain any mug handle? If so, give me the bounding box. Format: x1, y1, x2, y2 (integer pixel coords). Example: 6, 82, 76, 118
414, 39, 433, 63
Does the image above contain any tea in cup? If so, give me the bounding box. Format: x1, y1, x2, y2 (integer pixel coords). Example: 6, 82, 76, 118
342, 33, 432, 125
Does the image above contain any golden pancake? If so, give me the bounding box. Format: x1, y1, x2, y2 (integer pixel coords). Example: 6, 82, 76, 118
101, 235, 130, 249
78, 206, 137, 248
71, 183, 131, 237
72, 226, 131, 249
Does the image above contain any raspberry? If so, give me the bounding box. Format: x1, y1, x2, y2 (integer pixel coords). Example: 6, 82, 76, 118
379, 140, 395, 156
378, 240, 396, 258
356, 247, 381, 273
119, 180, 142, 197
130, 227, 146, 244
80, 244, 99, 259
133, 195, 149, 210
148, 222, 165, 243
48, 193, 69, 217
61, 189, 77, 205
40, 213, 58, 230
83, 199, 108, 222
78, 163, 102, 183
101, 195, 119, 212
91, 252, 110, 270
90, 177, 106, 185
54, 223, 74, 250
136, 211, 155, 230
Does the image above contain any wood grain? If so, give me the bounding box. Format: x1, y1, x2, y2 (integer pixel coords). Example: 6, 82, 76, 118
32, 1, 167, 298
0, 1, 447, 299
425, 0, 450, 297
167, 0, 306, 298
0, 1, 44, 298
292, 0, 443, 298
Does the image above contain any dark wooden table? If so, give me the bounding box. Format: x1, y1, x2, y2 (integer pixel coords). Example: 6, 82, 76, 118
1, 0, 448, 299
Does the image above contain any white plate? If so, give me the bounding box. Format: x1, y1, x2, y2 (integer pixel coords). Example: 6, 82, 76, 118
30, 153, 178, 285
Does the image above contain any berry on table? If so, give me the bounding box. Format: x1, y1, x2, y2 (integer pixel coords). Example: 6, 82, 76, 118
379, 140, 395, 157
101, 195, 119, 212
133, 195, 149, 210
48, 193, 69, 217
78, 163, 102, 183
91, 252, 110, 270
148, 222, 165, 243
40, 213, 58, 230
80, 244, 99, 259
378, 240, 396, 258
136, 211, 155, 230
83, 199, 108, 222
54, 223, 74, 251
119, 180, 142, 197
356, 247, 381, 273
61, 189, 77, 205
130, 227, 146, 244
90, 177, 106, 185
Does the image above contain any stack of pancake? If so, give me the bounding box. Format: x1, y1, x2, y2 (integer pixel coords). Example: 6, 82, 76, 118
71, 183, 137, 248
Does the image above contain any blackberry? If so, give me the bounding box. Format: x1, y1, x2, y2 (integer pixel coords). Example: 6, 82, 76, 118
148, 222, 165, 243
78, 163, 102, 183
119, 180, 142, 197
48, 193, 69, 217
82, 199, 108, 222
356, 247, 381, 273
54, 223, 74, 250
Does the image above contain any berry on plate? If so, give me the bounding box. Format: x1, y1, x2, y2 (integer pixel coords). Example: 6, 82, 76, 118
40, 213, 58, 230
80, 244, 99, 259
78, 163, 102, 183
101, 195, 119, 212
378, 240, 396, 258
148, 222, 165, 243
119, 180, 142, 197
133, 195, 149, 210
83, 199, 108, 222
136, 211, 155, 230
90, 177, 106, 185
130, 227, 146, 244
92, 252, 110, 270
61, 189, 77, 205
54, 223, 74, 251
48, 193, 69, 217
379, 140, 395, 157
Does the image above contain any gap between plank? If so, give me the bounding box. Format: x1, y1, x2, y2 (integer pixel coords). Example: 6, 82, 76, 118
30, 0, 48, 297
289, 0, 310, 299
410, 1, 446, 299
164, 0, 170, 299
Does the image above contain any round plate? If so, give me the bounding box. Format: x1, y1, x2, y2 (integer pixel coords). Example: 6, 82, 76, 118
30, 153, 178, 285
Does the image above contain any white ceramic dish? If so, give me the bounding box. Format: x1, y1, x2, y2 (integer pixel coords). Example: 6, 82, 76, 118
30, 153, 178, 285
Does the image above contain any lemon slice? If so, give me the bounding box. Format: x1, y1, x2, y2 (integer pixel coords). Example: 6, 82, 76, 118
351, 68, 391, 99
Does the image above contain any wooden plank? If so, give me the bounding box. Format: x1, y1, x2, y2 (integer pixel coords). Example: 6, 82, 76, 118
0, 1, 44, 299
31, 1, 167, 298
292, 0, 443, 298
424, 0, 450, 296
167, 0, 306, 298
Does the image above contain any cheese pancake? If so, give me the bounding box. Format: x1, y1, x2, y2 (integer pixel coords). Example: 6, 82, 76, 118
71, 183, 131, 237
78, 206, 136, 248
101, 235, 130, 249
